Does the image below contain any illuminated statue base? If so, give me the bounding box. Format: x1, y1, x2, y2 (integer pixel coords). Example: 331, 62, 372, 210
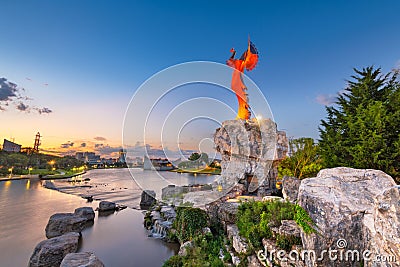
214, 119, 288, 196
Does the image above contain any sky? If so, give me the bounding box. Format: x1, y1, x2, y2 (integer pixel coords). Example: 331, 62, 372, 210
1, 0, 399, 158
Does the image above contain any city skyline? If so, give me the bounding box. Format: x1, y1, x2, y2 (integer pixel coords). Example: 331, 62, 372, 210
1, 1, 400, 158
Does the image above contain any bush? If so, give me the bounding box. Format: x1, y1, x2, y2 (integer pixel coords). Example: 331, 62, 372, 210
173, 207, 208, 243
236, 200, 316, 252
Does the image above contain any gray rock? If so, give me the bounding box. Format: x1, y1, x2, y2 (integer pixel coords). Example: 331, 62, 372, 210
298, 167, 400, 267
29, 232, 80, 267
247, 254, 263, 267
160, 206, 176, 220
60, 252, 104, 267
98, 201, 116, 211
178, 241, 193, 256
278, 220, 301, 238
226, 224, 249, 254
45, 213, 92, 238
282, 176, 301, 203
140, 190, 156, 210
74, 207, 95, 221
207, 201, 239, 227
214, 119, 287, 196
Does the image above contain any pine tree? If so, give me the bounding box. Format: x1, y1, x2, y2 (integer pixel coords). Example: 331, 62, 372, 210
319, 67, 400, 180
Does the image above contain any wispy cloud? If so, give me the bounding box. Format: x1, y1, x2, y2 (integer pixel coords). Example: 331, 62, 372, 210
60, 141, 74, 148
315, 94, 337, 106
94, 136, 107, 141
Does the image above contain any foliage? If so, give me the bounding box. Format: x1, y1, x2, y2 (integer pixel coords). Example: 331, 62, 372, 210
173, 207, 208, 243
278, 138, 323, 179
294, 204, 317, 234
163, 233, 227, 267
188, 152, 201, 161
236, 200, 316, 252
319, 67, 400, 179
276, 234, 302, 251
179, 152, 210, 169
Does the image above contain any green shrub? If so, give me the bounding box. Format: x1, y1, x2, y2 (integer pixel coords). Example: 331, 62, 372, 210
294, 204, 317, 234
276, 234, 302, 251
236, 200, 316, 252
163, 255, 183, 267
173, 207, 208, 243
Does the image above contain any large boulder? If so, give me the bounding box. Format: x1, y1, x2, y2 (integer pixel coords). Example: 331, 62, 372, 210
282, 176, 301, 203
140, 190, 156, 210
60, 252, 104, 267
98, 201, 116, 211
74, 207, 95, 220
298, 167, 400, 267
29, 232, 80, 267
45, 213, 92, 238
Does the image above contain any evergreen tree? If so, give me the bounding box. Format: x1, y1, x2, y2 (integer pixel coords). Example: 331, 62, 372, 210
319, 67, 400, 179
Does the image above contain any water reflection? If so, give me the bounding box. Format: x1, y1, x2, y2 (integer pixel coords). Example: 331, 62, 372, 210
0, 173, 178, 267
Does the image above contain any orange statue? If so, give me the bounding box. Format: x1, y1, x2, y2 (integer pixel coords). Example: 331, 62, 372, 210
226, 39, 259, 120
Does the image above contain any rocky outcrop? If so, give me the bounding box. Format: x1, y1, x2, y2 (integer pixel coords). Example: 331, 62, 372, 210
298, 167, 400, 267
140, 190, 156, 210
214, 119, 288, 197
45, 213, 93, 238
226, 224, 249, 254
29, 232, 80, 267
207, 201, 239, 229
60, 252, 105, 267
74, 207, 95, 221
98, 201, 116, 211
278, 220, 301, 238
282, 176, 300, 203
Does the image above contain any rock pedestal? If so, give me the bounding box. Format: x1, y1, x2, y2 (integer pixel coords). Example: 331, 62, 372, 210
214, 119, 287, 196
298, 167, 400, 267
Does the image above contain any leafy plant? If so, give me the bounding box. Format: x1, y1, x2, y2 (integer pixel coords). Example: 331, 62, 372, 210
173, 207, 208, 243
294, 204, 317, 234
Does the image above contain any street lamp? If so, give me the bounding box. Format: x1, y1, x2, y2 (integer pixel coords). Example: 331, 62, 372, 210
28, 167, 33, 175
8, 167, 13, 177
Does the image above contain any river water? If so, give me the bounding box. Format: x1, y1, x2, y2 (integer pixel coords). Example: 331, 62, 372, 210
0, 168, 218, 267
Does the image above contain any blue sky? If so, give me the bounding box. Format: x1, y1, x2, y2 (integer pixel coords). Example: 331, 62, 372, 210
1, 1, 399, 157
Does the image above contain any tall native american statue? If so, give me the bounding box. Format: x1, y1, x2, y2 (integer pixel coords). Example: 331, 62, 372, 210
226, 39, 259, 120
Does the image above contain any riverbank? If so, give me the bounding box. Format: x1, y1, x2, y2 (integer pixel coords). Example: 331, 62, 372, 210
170, 167, 221, 175
0, 170, 180, 266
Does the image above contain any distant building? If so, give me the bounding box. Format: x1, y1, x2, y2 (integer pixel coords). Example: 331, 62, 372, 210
2, 139, 21, 153
75, 152, 84, 161
143, 156, 174, 171
118, 149, 126, 163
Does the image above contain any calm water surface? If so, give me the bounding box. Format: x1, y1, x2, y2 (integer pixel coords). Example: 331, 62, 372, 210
0, 168, 217, 267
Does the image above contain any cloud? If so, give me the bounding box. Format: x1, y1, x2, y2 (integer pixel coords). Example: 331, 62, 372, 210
0, 77, 53, 114
315, 94, 337, 106
94, 136, 107, 141
94, 143, 104, 148
36, 107, 52, 114
16, 102, 29, 111
61, 142, 74, 148
0, 78, 19, 101
80, 142, 87, 147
